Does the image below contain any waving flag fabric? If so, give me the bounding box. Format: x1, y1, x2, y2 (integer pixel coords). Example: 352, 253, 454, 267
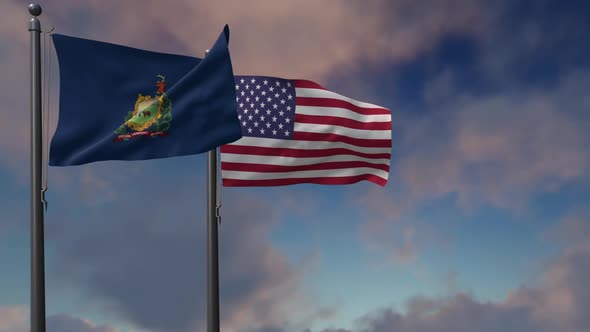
220, 76, 392, 186
49, 26, 241, 166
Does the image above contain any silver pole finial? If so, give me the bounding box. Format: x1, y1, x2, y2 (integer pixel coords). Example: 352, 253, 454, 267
28, 3, 42, 17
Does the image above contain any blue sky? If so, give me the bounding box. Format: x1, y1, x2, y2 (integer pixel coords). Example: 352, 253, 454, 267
1, 0, 590, 332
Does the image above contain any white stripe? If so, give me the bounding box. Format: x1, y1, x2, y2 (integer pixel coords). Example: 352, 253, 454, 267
225, 137, 392, 154
222, 167, 389, 181
296, 106, 391, 123
294, 123, 391, 140
296, 88, 386, 109
221, 153, 391, 166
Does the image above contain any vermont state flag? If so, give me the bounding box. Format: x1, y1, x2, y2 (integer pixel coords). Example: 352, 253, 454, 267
50, 25, 241, 166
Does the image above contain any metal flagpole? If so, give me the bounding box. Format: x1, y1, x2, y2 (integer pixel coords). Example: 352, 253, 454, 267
205, 50, 221, 332
28, 3, 47, 332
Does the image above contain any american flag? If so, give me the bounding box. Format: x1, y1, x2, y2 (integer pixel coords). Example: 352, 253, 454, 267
220, 76, 392, 186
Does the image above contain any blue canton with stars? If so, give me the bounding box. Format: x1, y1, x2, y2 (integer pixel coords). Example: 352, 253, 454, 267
234, 76, 296, 139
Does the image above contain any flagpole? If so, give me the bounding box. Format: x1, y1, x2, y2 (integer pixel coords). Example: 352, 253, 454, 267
28, 3, 46, 332
205, 50, 221, 332
206, 148, 220, 332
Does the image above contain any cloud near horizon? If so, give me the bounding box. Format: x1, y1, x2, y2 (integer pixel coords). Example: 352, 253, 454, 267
43, 171, 324, 332
0, 306, 118, 332
339, 213, 590, 332
244, 212, 590, 332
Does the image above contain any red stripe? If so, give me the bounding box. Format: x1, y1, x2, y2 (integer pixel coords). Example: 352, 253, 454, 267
220, 145, 391, 160
296, 97, 390, 115
293, 79, 328, 90
295, 114, 391, 130
293, 132, 391, 148
223, 174, 387, 187
221, 161, 390, 173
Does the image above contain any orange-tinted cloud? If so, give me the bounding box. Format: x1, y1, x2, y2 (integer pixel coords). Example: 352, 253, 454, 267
0, 306, 119, 332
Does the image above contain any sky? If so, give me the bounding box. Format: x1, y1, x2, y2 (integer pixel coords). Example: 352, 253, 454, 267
1, 0, 590, 331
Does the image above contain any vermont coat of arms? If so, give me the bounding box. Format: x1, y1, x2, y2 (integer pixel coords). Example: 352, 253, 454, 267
114, 75, 172, 141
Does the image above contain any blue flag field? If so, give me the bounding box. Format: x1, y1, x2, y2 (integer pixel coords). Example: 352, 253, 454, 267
49, 25, 241, 166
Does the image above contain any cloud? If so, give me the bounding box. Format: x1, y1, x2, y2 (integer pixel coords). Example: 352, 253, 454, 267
545, 208, 590, 245
47, 314, 119, 332
0, 306, 119, 332
504, 211, 590, 331
0, 1, 42, 177
2, 0, 497, 84
350, 293, 541, 332
0, 307, 27, 332
475, 1, 590, 86
46, 175, 321, 332
354, 184, 451, 267
43, 0, 490, 79
349, 233, 590, 332
333, 2, 588, 268
302, 212, 590, 332
401, 70, 590, 211
355, 68, 590, 264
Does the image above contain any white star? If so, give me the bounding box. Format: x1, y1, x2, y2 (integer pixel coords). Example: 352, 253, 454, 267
287, 94, 293, 100
285, 130, 290, 136
243, 108, 249, 114
241, 91, 245, 96
254, 109, 260, 114
274, 93, 280, 98
248, 115, 253, 120
238, 114, 242, 120
276, 81, 281, 86
245, 97, 250, 102
281, 88, 287, 93
266, 122, 271, 128
260, 128, 265, 134
247, 127, 252, 133
278, 123, 284, 129
245, 84, 250, 90
256, 85, 261, 90
272, 129, 277, 135
285, 118, 291, 123
287, 82, 291, 87
240, 78, 245, 84
235, 84, 239, 90
266, 109, 271, 115
250, 78, 256, 84
239, 103, 244, 108
280, 99, 286, 104
242, 121, 246, 126
286, 106, 292, 111
272, 116, 277, 122
269, 87, 274, 92
254, 121, 259, 127
260, 115, 265, 121
255, 96, 260, 102
261, 91, 267, 96
263, 80, 268, 85
267, 97, 272, 102
273, 104, 279, 109
250, 90, 255, 95
250, 103, 254, 108
261, 102, 266, 108
279, 110, 284, 116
